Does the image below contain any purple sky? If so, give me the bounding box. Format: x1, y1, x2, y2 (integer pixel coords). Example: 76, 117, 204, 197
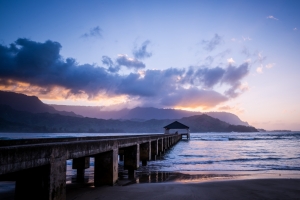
0, 0, 299, 130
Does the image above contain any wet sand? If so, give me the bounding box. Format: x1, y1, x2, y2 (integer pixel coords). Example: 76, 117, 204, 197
66, 171, 300, 200
67, 179, 300, 200
1, 172, 300, 199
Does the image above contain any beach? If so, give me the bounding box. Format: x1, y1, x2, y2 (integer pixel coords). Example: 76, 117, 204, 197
66, 178, 300, 200
2, 173, 300, 200
1, 132, 300, 199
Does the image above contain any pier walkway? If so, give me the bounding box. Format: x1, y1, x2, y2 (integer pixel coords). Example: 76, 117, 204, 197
0, 133, 182, 200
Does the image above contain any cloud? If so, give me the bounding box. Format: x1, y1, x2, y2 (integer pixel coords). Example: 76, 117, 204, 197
222, 63, 250, 98
265, 63, 275, 69
227, 58, 235, 64
160, 87, 228, 109
116, 54, 146, 70
216, 49, 231, 58
242, 36, 252, 41
255, 63, 274, 74
0, 38, 251, 109
293, 27, 297, 31
267, 15, 279, 20
241, 46, 251, 57
205, 56, 214, 65
222, 63, 249, 85
203, 49, 231, 65
0, 38, 117, 96
133, 40, 152, 59
102, 56, 113, 67
257, 52, 267, 62
195, 67, 225, 88
202, 34, 223, 51
256, 66, 263, 73
102, 56, 121, 73
116, 68, 185, 97
81, 26, 102, 38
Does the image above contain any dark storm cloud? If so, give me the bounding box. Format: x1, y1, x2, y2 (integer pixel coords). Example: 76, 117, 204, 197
180, 63, 249, 98
102, 55, 121, 73
222, 63, 249, 98
202, 34, 223, 51
116, 68, 184, 97
81, 26, 102, 38
116, 54, 145, 70
102, 56, 113, 67
181, 66, 225, 88
133, 40, 152, 59
197, 67, 225, 88
0, 38, 250, 108
160, 87, 228, 108
222, 63, 249, 86
0, 38, 118, 96
224, 83, 241, 98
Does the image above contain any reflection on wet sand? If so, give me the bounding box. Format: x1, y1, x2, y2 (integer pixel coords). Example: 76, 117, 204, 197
119, 171, 250, 185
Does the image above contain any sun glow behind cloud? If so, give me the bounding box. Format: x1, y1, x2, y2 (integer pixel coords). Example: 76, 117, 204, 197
0, 38, 253, 111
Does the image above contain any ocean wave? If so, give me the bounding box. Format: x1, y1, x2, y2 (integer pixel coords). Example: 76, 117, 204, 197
192, 137, 297, 141
220, 157, 281, 162
190, 132, 300, 141
270, 167, 300, 170
179, 154, 205, 158
173, 161, 215, 165
0, 137, 12, 140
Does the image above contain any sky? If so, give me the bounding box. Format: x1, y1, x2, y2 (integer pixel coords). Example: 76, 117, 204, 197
0, 0, 300, 130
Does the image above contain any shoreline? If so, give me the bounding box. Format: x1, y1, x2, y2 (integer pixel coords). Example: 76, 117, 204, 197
66, 178, 300, 200
65, 169, 300, 185
66, 170, 300, 200
2, 171, 300, 200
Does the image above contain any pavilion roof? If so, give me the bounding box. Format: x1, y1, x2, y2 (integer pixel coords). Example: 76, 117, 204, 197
163, 121, 189, 129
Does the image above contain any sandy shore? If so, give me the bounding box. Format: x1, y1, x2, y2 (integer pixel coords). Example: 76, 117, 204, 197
67, 178, 300, 200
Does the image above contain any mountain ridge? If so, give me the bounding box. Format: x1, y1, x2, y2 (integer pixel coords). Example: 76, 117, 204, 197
0, 91, 82, 118
0, 104, 257, 133
51, 105, 249, 126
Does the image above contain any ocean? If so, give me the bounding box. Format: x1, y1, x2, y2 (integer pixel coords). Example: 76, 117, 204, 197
1, 131, 300, 183
142, 131, 300, 172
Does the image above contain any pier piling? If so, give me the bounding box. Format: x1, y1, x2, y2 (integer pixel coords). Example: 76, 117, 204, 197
72, 157, 90, 182
124, 144, 140, 178
94, 149, 118, 186
140, 142, 151, 166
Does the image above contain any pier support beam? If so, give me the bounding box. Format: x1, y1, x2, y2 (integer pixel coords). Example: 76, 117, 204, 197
151, 140, 158, 160
94, 149, 118, 186
158, 139, 163, 155
140, 142, 151, 166
72, 157, 90, 182
15, 156, 66, 200
124, 144, 140, 178
164, 138, 168, 150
